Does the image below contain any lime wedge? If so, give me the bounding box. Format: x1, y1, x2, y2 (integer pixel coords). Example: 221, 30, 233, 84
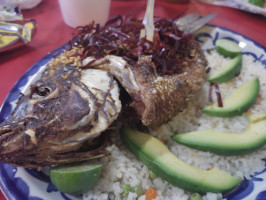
49, 160, 102, 194
215, 39, 241, 58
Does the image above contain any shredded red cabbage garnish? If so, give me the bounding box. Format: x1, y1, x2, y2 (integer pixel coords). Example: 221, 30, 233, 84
67, 15, 198, 76
214, 83, 223, 107
209, 83, 214, 103
208, 83, 223, 107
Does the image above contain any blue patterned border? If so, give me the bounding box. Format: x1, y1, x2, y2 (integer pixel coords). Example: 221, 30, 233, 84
195, 24, 266, 67
0, 24, 265, 200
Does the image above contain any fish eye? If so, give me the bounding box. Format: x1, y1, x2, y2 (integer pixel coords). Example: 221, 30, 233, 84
36, 87, 50, 96
31, 86, 51, 97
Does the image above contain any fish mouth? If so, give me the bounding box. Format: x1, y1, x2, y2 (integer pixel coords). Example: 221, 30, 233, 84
0, 66, 122, 168
0, 126, 110, 169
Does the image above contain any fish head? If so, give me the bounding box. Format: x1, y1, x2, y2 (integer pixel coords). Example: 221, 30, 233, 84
0, 63, 121, 167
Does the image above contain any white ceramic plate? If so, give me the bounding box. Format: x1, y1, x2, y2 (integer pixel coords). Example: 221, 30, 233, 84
0, 24, 265, 200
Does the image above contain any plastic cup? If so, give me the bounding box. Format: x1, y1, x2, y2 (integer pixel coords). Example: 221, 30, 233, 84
58, 0, 111, 28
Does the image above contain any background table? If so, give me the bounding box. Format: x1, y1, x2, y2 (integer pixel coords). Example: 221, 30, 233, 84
0, 0, 265, 199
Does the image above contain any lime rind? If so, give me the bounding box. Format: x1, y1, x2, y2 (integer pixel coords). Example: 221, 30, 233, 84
49, 160, 103, 194
51, 161, 102, 173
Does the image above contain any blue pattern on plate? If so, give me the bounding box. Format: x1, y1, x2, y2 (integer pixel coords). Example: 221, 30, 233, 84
0, 163, 42, 200
256, 191, 266, 200
0, 24, 265, 200
224, 161, 266, 200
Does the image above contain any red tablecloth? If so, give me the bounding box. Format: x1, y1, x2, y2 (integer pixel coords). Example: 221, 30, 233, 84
0, 0, 265, 199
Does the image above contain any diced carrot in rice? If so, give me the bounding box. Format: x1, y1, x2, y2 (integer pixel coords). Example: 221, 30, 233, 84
145, 187, 158, 200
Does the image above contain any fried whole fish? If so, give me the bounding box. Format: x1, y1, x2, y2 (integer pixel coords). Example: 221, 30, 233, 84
0, 62, 121, 168
0, 15, 207, 168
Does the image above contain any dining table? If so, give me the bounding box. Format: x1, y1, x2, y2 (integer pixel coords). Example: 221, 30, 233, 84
0, 0, 265, 199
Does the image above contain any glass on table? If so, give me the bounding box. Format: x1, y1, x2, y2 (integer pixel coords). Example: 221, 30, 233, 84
58, 0, 111, 28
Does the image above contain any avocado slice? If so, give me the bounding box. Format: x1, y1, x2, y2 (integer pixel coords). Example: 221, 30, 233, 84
215, 39, 242, 58
202, 78, 260, 117
208, 54, 242, 84
120, 128, 241, 193
171, 113, 266, 156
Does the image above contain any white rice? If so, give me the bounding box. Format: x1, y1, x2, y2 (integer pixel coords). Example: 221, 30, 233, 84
83, 51, 266, 200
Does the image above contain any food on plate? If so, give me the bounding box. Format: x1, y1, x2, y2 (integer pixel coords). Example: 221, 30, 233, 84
215, 39, 242, 58
122, 183, 143, 198
172, 112, 266, 156
202, 77, 260, 117
248, 0, 265, 7
49, 160, 103, 194
77, 18, 207, 127
208, 39, 243, 104
82, 49, 266, 200
120, 127, 241, 193
0, 8, 266, 199
208, 54, 242, 83
0, 15, 207, 168
145, 187, 158, 200
0, 65, 120, 168
189, 193, 202, 200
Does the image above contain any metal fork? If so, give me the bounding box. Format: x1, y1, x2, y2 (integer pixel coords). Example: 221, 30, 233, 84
141, 0, 215, 40
176, 13, 217, 34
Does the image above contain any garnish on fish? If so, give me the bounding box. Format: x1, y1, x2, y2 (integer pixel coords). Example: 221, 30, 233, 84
73, 16, 207, 126
0, 14, 208, 168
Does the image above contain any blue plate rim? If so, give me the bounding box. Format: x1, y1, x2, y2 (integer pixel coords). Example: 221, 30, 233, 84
0, 24, 265, 200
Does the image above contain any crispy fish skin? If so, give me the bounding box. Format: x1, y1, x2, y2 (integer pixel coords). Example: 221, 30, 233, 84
90, 39, 207, 127
136, 41, 207, 126
133, 55, 206, 127
0, 62, 121, 168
